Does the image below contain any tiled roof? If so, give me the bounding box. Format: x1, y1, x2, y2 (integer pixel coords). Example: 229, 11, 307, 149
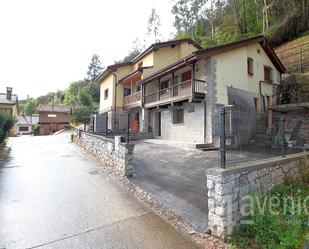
0, 93, 18, 105
17, 115, 39, 125
36, 104, 71, 113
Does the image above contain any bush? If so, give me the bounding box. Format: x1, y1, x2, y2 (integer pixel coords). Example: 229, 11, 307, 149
0, 111, 15, 143
228, 175, 309, 249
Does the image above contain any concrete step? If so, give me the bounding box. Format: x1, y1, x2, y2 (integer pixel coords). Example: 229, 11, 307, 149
201, 146, 219, 151
196, 143, 214, 149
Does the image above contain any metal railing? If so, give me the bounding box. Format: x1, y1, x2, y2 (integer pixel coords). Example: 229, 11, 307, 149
276, 42, 309, 73
123, 91, 141, 105
144, 79, 206, 105
218, 106, 307, 168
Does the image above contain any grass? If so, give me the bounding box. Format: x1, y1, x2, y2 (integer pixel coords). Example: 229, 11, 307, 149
228, 159, 309, 249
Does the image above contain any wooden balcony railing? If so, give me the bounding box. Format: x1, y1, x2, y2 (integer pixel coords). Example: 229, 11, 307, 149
144, 79, 206, 106
123, 91, 141, 106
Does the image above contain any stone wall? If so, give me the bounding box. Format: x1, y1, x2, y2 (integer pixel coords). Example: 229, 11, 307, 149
206, 153, 307, 238
75, 131, 135, 176
160, 102, 205, 143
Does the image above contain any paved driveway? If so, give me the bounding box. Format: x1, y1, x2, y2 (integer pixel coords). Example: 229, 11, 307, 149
0, 134, 197, 249
131, 139, 219, 231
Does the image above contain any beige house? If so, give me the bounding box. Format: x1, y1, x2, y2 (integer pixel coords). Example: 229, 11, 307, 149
95, 39, 201, 132
97, 36, 285, 144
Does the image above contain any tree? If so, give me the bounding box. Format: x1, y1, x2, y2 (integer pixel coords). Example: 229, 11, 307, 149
23, 98, 37, 116
171, 0, 207, 33
119, 38, 144, 63
147, 8, 162, 43
86, 54, 103, 82
71, 105, 92, 124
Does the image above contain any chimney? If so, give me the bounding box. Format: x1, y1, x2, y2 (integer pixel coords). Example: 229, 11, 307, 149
6, 87, 12, 100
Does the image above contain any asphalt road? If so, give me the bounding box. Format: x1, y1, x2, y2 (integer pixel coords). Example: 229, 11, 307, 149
0, 133, 197, 249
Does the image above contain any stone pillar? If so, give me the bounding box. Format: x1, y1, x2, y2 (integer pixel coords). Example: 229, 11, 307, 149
114, 136, 135, 176
140, 108, 148, 133
205, 58, 217, 144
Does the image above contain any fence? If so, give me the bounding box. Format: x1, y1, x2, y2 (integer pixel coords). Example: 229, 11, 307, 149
276, 42, 309, 73
218, 106, 307, 168
82, 111, 132, 142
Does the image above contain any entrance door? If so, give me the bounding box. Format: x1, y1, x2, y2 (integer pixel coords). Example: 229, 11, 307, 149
172, 76, 178, 97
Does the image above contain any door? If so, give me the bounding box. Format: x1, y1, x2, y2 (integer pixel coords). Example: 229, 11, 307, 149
172, 76, 178, 97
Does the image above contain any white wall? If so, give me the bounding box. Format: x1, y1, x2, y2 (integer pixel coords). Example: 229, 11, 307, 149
214, 43, 280, 106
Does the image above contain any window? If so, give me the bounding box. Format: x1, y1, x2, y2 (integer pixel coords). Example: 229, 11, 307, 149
124, 88, 131, 97
247, 58, 254, 75
172, 109, 184, 124
0, 108, 12, 114
264, 66, 273, 82
160, 80, 169, 90
19, 126, 29, 132
181, 70, 192, 88
136, 84, 141, 92
104, 88, 109, 99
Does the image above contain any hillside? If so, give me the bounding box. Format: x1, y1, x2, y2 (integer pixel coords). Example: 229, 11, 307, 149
275, 33, 309, 104
275, 33, 309, 74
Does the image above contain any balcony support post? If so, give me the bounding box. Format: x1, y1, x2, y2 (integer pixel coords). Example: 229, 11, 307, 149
192, 63, 196, 96
158, 78, 160, 102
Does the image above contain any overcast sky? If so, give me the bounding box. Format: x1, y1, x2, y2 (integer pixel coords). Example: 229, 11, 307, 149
0, 0, 175, 99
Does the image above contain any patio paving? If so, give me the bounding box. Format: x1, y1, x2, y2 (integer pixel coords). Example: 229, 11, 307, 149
130, 139, 219, 232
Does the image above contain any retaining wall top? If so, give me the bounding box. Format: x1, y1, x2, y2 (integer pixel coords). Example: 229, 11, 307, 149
207, 152, 308, 177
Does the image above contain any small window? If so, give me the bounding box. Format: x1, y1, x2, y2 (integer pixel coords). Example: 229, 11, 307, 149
19, 126, 29, 131
136, 84, 141, 92
104, 88, 109, 99
247, 58, 254, 75
172, 109, 184, 124
254, 97, 259, 112
264, 66, 273, 82
160, 80, 169, 90
124, 88, 131, 97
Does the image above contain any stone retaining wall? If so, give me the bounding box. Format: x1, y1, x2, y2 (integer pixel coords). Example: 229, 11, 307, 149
206, 153, 308, 238
75, 131, 135, 176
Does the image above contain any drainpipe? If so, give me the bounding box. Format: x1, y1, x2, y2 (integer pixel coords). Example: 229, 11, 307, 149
111, 72, 117, 132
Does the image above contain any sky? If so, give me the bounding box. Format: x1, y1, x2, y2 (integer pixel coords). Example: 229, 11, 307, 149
0, 0, 176, 99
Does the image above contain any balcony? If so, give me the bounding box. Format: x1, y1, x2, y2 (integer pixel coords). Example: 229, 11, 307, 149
123, 91, 142, 109
144, 79, 206, 108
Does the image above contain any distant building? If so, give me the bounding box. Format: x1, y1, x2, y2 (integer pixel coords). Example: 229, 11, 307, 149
15, 115, 39, 135
36, 104, 71, 135
0, 87, 18, 116
0, 87, 19, 136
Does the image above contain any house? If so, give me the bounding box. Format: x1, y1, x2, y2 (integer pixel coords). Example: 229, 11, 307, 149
95, 38, 201, 133
15, 115, 39, 135
0, 87, 18, 117
36, 104, 71, 135
97, 35, 285, 144
0, 87, 18, 136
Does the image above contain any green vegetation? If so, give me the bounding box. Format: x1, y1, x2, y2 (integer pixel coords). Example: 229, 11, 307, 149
228, 160, 309, 249
171, 0, 309, 47
0, 111, 15, 143
21, 54, 103, 125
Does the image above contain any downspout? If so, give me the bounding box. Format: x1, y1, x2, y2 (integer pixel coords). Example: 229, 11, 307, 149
111, 72, 117, 132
